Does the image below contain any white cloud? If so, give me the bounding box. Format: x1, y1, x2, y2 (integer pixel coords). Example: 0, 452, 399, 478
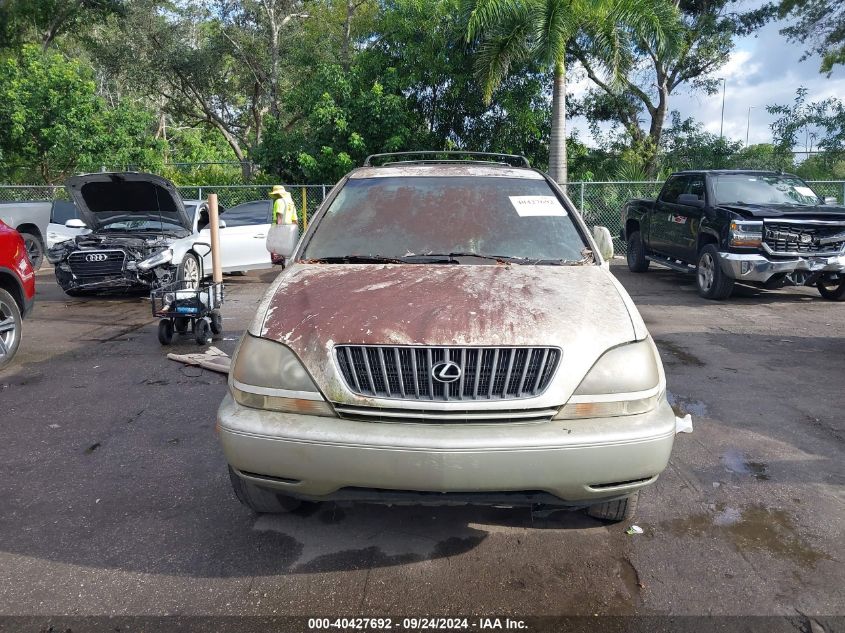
567, 18, 845, 150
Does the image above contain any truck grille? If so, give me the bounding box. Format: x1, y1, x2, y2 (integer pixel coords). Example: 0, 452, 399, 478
335, 346, 560, 401
764, 222, 845, 256
68, 250, 126, 277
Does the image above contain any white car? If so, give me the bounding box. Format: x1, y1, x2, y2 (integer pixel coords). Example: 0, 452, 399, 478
45, 200, 89, 249
46, 172, 273, 295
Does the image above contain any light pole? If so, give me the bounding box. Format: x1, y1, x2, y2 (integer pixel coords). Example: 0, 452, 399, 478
718, 78, 726, 140
746, 106, 756, 147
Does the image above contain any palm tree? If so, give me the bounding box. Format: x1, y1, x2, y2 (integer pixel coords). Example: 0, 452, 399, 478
464, 0, 679, 183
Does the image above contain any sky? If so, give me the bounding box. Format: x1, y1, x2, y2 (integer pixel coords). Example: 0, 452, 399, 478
567, 12, 845, 149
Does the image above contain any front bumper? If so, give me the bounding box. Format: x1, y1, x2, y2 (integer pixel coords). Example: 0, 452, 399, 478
718, 252, 845, 283
217, 393, 676, 505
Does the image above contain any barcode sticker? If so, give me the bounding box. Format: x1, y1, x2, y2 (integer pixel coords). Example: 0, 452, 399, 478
509, 196, 567, 217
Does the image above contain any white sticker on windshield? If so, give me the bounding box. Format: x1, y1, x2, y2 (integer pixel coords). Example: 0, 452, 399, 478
794, 186, 816, 197
509, 196, 567, 217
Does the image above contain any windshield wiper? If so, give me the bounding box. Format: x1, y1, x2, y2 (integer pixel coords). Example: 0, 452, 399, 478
305, 255, 409, 264
403, 252, 529, 264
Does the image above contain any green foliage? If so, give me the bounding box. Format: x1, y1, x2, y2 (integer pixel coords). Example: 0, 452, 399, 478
0, 44, 163, 183
778, 0, 845, 73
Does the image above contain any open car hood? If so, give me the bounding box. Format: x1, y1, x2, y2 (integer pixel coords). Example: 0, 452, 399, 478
65, 172, 191, 232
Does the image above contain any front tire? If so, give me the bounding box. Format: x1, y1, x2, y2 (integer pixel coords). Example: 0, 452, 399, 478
817, 277, 845, 301
20, 231, 44, 271
626, 231, 649, 272
587, 491, 639, 523
177, 252, 201, 290
195, 318, 210, 345
158, 319, 174, 345
0, 288, 23, 370
228, 466, 301, 513
696, 245, 734, 300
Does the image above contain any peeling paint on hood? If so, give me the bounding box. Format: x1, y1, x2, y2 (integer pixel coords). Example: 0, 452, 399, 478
250, 263, 640, 408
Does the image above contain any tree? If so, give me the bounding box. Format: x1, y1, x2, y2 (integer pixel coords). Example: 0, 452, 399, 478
768, 87, 845, 157
777, 0, 845, 73
0, 0, 124, 50
463, 0, 679, 183
571, 0, 771, 176
0, 45, 163, 183
90, 0, 314, 179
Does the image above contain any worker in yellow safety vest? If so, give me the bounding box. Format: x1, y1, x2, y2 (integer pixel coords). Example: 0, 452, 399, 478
270, 185, 297, 225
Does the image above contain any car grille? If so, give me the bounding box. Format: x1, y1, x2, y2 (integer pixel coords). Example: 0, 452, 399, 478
764, 222, 845, 256
332, 403, 558, 424
68, 250, 126, 277
335, 345, 560, 401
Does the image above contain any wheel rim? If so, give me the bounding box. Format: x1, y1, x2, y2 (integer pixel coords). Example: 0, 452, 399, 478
182, 257, 199, 289
819, 278, 844, 292
0, 297, 18, 361
23, 236, 42, 269
698, 252, 715, 291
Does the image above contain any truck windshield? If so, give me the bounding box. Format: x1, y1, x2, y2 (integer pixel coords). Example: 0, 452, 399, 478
302, 176, 590, 264
712, 174, 821, 206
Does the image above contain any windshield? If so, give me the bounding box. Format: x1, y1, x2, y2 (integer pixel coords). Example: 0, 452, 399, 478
301, 176, 590, 264
712, 174, 821, 206
99, 215, 189, 235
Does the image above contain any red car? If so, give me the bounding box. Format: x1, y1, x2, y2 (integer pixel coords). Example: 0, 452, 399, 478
0, 220, 35, 369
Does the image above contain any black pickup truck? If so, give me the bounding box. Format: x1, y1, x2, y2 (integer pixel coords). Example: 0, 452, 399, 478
621, 170, 845, 300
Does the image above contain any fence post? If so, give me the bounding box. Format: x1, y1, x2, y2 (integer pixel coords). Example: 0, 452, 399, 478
322, 185, 326, 201
579, 182, 585, 212
842, 182, 844, 204
198, 186, 203, 201
302, 187, 308, 230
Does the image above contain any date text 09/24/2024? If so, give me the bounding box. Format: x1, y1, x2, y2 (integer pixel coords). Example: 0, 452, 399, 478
307, 617, 528, 630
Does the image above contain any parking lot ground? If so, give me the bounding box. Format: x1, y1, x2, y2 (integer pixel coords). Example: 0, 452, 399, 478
0, 262, 843, 621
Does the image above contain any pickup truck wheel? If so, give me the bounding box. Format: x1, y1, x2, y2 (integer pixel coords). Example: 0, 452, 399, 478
228, 466, 302, 513
0, 288, 22, 370
626, 231, 649, 272
817, 278, 845, 301
20, 231, 44, 271
586, 491, 638, 523
696, 245, 734, 300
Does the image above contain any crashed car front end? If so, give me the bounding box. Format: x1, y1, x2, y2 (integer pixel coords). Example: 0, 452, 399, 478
48, 233, 180, 293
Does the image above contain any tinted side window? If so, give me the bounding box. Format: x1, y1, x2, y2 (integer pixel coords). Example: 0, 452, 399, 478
222, 201, 271, 226
51, 201, 79, 224
659, 177, 689, 204
686, 176, 705, 202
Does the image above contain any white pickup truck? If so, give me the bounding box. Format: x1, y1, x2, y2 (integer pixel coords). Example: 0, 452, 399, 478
0, 201, 51, 269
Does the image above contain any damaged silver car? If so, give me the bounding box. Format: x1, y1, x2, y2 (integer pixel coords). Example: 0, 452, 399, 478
218, 152, 686, 523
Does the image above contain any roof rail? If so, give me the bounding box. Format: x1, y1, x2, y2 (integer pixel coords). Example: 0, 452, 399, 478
363, 151, 531, 168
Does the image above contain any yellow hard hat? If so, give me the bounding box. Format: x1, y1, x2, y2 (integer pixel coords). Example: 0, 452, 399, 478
269, 185, 287, 198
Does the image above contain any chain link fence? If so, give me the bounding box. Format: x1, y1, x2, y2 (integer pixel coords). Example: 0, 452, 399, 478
3, 180, 844, 255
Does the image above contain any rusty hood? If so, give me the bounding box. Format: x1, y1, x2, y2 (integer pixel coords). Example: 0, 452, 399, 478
250, 263, 642, 407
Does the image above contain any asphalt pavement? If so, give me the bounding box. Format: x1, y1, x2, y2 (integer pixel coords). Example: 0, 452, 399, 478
0, 261, 842, 623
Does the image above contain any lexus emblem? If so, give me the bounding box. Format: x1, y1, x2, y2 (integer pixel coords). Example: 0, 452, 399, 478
431, 361, 462, 383
85, 253, 108, 262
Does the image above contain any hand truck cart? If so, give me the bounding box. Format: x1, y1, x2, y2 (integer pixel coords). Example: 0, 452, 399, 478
151, 280, 224, 345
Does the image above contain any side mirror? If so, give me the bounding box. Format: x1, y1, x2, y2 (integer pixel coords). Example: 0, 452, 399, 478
65, 219, 86, 229
592, 226, 614, 260
824, 196, 838, 205
677, 193, 705, 208
218, 220, 227, 228
266, 223, 300, 258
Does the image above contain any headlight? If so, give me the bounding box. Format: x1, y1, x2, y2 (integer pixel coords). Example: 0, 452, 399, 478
729, 221, 763, 247
138, 248, 173, 271
555, 339, 662, 420
231, 334, 334, 416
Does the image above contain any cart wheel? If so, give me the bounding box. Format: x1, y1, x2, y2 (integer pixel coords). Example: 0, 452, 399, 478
195, 319, 210, 345
210, 310, 223, 335
174, 317, 189, 334
158, 319, 174, 346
